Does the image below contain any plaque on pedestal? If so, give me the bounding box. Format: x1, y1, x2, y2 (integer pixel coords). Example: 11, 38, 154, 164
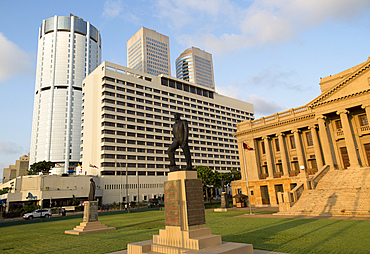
65, 201, 115, 235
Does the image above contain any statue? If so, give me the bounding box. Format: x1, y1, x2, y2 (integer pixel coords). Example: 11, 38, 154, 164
167, 113, 193, 171
88, 178, 96, 201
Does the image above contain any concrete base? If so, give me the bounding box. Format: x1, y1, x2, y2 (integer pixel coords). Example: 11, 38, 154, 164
65, 221, 116, 235
214, 207, 237, 212
124, 170, 253, 253
122, 240, 253, 253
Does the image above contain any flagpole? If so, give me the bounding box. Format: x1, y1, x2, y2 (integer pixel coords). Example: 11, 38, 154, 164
241, 138, 252, 215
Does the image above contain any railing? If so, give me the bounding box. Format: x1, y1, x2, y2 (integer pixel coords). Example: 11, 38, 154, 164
259, 173, 268, 179
273, 172, 283, 178
359, 125, 370, 136
289, 170, 299, 177
360, 125, 370, 131
309, 165, 330, 189
250, 106, 311, 127
291, 182, 304, 202
307, 169, 318, 175
293, 106, 308, 114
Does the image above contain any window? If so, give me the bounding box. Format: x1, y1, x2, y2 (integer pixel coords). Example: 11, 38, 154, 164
335, 120, 342, 130
261, 141, 265, 154
306, 132, 313, 146
359, 114, 369, 126
289, 136, 296, 149
275, 139, 280, 152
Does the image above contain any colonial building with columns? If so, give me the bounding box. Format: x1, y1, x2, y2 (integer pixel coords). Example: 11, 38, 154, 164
232, 57, 370, 207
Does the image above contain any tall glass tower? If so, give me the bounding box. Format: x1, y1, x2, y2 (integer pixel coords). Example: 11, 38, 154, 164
30, 15, 101, 173
176, 47, 215, 90
127, 27, 170, 76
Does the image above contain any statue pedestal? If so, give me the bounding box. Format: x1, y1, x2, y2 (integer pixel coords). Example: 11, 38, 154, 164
65, 201, 115, 235
126, 171, 253, 253
214, 192, 237, 212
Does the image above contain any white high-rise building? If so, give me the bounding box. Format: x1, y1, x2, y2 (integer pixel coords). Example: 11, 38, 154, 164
176, 47, 215, 90
30, 15, 101, 173
127, 27, 170, 76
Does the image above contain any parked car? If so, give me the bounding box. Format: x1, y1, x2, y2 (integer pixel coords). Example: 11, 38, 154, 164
23, 209, 52, 220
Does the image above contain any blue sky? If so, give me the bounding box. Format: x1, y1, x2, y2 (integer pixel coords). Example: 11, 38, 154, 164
1, 0, 370, 181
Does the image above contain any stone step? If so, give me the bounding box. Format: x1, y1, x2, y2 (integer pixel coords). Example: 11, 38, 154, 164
279, 168, 370, 217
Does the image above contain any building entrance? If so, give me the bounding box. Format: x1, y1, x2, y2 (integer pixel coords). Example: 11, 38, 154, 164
260, 186, 270, 205
340, 147, 350, 169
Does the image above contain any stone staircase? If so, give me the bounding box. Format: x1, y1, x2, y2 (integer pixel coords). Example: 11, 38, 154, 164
278, 168, 370, 217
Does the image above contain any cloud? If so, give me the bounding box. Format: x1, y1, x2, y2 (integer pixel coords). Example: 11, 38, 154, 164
247, 94, 285, 116
0, 140, 24, 155
155, 0, 238, 29
161, 0, 370, 54
249, 67, 303, 91
102, 0, 124, 18
0, 33, 33, 83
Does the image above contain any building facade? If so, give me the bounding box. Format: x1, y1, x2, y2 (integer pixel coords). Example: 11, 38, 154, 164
29, 15, 101, 172
81, 61, 254, 204
127, 27, 170, 76
2, 154, 29, 183
176, 47, 215, 90
0, 175, 100, 212
232, 57, 370, 207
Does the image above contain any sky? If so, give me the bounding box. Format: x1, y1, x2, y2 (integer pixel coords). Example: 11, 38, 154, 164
1, 0, 370, 181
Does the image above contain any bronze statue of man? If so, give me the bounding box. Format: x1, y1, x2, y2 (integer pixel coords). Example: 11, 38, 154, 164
88, 178, 96, 201
167, 113, 193, 171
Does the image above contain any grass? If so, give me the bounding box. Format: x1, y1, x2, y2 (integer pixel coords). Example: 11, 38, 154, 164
0, 210, 369, 254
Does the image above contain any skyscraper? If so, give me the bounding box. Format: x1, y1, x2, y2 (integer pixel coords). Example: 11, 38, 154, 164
127, 27, 170, 76
30, 14, 101, 173
176, 47, 215, 90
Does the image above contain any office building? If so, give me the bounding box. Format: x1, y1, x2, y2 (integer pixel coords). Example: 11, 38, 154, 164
81, 61, 254, 204
29, 15, 101, 173
231, 57, 370, 217
2, 154, 29, 183
176, 47, 215, 89
127, 27, 170, 76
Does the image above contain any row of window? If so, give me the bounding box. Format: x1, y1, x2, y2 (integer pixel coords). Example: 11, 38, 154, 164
101, 77, 252, 118
101, 160, 238, 168
104, 183, 163, 190
101, 153, 237, 160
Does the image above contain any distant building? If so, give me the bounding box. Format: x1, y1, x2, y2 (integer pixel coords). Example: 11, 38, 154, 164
127, 27, 170, 76
232, 57, 370, 207
81, 61, 254, 204
2, 154, 29, 183
0, 175, 99, 212
176, 47, 215, 90
29, 14, 101, 173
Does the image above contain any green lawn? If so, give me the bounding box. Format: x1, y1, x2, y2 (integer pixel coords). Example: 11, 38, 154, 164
0, 210, 369, 254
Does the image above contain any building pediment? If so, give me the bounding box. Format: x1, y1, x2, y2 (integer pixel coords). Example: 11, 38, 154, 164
310, 59, 370, 108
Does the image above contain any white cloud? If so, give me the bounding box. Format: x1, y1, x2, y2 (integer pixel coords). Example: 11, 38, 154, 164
0, 33, 33, 83
161, 0, 370, 54
247, 94, 285, 117
0, 140, 24, 155
102, 0, 124, 18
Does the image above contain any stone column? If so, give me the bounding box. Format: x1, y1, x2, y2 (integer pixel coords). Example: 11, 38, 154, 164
263, 136, 274, 178
361, 104, 370, 122
316, 115, 334, 168
277, 133, 290, 177
337, 110, 360, 168
292, 129, 305, 168
310, 125, 324, 169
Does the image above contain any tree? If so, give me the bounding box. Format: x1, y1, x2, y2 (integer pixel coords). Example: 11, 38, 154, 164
219, 168, 241, 189
28, 161, 55, 175
196, 166, 219, 202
